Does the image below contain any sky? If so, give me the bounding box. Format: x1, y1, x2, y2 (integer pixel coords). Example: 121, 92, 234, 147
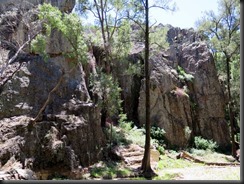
75, 0, 220, 29
150, 0, 219, 29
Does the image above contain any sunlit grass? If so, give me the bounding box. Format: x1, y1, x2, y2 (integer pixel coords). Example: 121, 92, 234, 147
156, 154, 203, 170
90, 162, 132, 179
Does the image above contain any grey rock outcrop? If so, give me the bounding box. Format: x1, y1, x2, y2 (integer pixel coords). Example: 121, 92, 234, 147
0, 0, 106, 180
136, 26, 230, 150
0, 0, 75, 13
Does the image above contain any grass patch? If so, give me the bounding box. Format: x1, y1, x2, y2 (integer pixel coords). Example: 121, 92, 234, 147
189, 148, 234, 163
157, 154, 203, 170
126, 127, 145, 147
90, 162, 132, 179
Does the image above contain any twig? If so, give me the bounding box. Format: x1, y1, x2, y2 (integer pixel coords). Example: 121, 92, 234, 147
0, 63, 22, 94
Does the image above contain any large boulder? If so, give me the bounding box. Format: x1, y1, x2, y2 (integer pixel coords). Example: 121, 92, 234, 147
0, 55, 106, 179
137, 26, 230, 150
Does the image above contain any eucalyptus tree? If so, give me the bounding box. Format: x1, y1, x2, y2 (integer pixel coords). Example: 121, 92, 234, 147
131, 0, 175, 177
196, 0, 240, 157
77, 0, 134, 73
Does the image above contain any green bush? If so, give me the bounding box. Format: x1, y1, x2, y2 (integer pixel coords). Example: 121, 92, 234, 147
177, 66, 194, 82
103, 126, 130, 146
118, 113, 133, 131
194, 136, 218, 151
150, 126, 166, 154
150, 126, 165, 145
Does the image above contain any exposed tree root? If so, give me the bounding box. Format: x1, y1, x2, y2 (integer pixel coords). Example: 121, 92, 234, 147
177, 151, 240, 166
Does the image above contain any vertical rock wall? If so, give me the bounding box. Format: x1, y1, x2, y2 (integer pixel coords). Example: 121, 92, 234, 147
137, 26, 230, 150
0, 0, 106, 179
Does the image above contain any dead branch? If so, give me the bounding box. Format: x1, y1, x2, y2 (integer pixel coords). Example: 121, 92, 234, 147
177, 151, 240, 166
0, 31, 40, 77
0, 63, 22, 94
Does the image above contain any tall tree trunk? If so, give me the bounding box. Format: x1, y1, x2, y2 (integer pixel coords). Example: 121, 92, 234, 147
141, 0, 153, 177
226, 56, 236, 157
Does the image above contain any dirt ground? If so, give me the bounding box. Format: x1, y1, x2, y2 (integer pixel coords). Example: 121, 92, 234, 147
160, 165, 241, 180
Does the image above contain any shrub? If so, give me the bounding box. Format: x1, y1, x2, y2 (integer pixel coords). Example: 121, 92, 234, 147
103, 126, 130, 146
150, 126, 165, 145
118, 113, 133, 131
194, 136, 218, 151
177, 66, 194, 82
150, 126, 166, 154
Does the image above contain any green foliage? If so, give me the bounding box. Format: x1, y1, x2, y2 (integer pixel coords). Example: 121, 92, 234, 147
126, 127, 145, 147
78, 0, 133, 56
113, 20, 132, 58
150, 126, 166, 154
90, 162, 131, 179
32, 3, 87, 64
150, 126, 165, 143
117, 113, 145, 146
194, 136, 218, 151
177, 66, 194, 82
157, 154, 201, 170
196, 0, 240, 129
90, 70, 122, 117
235, 133, 240, 143
30, 34, 48, 60
84, 25, 103, 46
230, 55, 240, 126
125, 60, 143, 77
118, 113, 133, 131
103, 126, 130, 146
150, 26, 169, 50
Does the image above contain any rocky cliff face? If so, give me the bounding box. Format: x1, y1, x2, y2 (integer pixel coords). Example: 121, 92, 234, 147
0, 0, 75, 13
137, 26, 230, 150
0, 0, 231, 180
0, 0, 105, 179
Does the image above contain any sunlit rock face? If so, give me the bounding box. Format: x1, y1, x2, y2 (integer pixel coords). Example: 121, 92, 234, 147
137, 26, 230, 150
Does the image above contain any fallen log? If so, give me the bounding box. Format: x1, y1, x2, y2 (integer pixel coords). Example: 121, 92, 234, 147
176, 151, 240, 166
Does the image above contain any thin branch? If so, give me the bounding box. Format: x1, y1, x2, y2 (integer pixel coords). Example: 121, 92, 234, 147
149, 5, 167, 10
141, 0, 146, 8
126, 16, 145, 33
88, 8, 100, 18
0, 31, 40, 77
8, 31, 40, 65
149, 20, 157, 29
0, 63, 23, 94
